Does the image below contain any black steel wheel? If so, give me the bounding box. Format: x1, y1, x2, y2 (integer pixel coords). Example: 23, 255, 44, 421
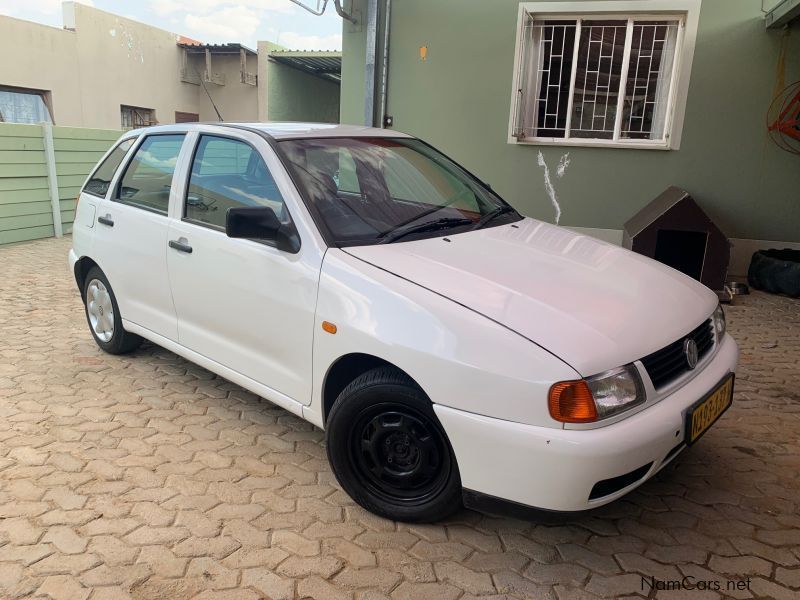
326, 367, 461, 522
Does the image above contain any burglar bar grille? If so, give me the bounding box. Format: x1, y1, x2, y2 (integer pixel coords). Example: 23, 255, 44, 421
621, 22, 680, 140
570, 21, 627, 139
516, 14, 682, 144
532, 22, 576, 137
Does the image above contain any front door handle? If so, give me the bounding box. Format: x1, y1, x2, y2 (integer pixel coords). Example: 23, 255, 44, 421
98, 214, 114, 227
169, 238, 193, 254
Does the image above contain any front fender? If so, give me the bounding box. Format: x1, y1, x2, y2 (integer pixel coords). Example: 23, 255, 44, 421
307, 249, 579, 429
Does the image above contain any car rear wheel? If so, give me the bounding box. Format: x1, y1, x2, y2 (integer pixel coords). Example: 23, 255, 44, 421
326, 366, 461, 522
83, 266, 143, 355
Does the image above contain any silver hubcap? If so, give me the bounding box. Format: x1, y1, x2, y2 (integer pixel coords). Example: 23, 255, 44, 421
86, 279, 114, 343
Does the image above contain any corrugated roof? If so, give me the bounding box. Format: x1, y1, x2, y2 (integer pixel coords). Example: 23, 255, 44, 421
178, 42, 257, 56
269, 50, 342, 83
765, 0, 800, 28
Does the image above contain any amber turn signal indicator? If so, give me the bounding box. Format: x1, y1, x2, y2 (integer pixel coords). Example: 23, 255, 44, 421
321, 321, 337, 334
548, 380, 597, 423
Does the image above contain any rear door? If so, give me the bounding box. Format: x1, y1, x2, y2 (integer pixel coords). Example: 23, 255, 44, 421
166, 132, 320, 405
93, 133, 188, 340
74, 137, 137, 258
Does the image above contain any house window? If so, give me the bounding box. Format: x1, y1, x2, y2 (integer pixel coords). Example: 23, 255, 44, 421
121, 105, 157, 130
510, 1, 701, 149
175, 111, 199, 123
0, 86, 53, 124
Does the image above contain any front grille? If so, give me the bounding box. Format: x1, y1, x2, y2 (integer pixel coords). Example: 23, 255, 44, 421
641, 319, 714, 389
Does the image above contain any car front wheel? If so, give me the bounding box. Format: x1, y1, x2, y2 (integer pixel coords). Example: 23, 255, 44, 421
83, 266, 143, 355
326, 366, 462, 522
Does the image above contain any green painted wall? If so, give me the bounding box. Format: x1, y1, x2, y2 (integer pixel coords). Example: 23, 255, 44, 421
268, 61, 341, 124
341, 0, 800, 243
341, 0, 370, 126
0, 123, 120, 245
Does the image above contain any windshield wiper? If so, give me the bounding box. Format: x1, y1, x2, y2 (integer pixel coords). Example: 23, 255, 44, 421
377, 217, 473, 244
471, 205, 517, 230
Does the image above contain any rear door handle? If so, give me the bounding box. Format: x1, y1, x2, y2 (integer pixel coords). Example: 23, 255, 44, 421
98, 215, 114, 227
169, 239, 193, 254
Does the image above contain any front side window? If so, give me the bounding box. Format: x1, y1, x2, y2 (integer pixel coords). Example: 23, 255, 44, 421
511, 7, 691, 147
280, 137, 519, 246
83, 138, 136, 198
185, 135, 288, 229
0, 86, 52, 124
117, 135, 185, 214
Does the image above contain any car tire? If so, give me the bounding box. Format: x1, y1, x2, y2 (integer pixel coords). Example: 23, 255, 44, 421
326, 366, 462, 523
83, 266, 143, 355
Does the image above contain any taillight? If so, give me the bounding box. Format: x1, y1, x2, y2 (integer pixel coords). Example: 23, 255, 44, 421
548, 380, 598, 423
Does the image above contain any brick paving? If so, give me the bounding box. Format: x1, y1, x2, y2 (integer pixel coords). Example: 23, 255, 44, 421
0, 236, 799, 600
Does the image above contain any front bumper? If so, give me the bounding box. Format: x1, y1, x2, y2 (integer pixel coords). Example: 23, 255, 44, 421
434, 333, 739, 512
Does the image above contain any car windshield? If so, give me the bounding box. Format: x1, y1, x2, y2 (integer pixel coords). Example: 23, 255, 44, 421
278, 137, 519, 246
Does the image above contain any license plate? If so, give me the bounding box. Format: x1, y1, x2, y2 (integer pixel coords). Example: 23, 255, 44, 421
685, 374, 734, 444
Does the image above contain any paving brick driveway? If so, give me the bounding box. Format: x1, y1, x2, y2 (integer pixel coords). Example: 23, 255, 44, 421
1, 236, 799, 600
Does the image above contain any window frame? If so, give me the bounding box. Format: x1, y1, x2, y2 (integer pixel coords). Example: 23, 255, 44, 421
175, 111, 200, 123
113, 132, 187, 216
120, 104, 158, 130
0, 85, 54, 125
508, 0, 702, 150
181, 133, 300, 251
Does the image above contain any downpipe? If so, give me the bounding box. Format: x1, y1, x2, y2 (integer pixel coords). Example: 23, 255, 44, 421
379, 0, 392, 128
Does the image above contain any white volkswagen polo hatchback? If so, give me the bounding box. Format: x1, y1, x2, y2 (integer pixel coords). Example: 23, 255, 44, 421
70, 123, 738, 522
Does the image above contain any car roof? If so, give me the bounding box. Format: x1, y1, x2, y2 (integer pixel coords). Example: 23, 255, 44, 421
122, 122, 412, 141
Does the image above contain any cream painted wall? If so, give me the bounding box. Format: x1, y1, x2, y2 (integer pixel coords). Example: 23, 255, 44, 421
195, 54, 260, 123
65, 3, 200, 128
0, 15, 83, 125
0, 3, 261, 128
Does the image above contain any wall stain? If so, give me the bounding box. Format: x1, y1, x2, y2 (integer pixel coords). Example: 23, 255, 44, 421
537, 151, 570, 225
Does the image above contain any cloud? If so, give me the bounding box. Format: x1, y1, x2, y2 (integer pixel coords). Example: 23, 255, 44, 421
0, 0, 92, 16
152, 0, 294, 17
278, 31, 342, 51
185, 6, 261, 42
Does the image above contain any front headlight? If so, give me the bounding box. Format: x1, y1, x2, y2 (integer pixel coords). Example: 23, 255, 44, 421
586, 365, 646, 419
712, 304, 726, 343
549, 364, 645, 423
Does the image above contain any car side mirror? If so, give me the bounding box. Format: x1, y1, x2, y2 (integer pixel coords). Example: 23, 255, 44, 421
225, 206, 300, 254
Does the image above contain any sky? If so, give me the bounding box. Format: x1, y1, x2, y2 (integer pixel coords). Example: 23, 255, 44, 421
0, 0, 343, 50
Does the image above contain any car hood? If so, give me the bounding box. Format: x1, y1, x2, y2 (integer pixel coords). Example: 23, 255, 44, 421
343, 218, 718, 376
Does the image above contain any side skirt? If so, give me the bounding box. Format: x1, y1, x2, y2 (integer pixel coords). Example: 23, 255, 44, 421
122, 320, 306, 419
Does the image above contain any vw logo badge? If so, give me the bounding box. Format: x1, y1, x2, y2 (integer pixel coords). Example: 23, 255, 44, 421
683, 338, 699, 370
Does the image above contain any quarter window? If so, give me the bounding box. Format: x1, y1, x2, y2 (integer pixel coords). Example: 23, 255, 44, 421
185, 135, 287, 229
117, 135, 185, 214
510, 2, 700, 148
83, 138, 136, 198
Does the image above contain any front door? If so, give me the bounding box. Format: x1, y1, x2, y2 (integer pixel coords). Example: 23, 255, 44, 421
166, 133, 318, 405
92, 134, 187, 340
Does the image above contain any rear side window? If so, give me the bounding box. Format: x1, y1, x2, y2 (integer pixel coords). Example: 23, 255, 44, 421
83, 138, 135, 198
116, 134, 185, 214
185, 135, 287, 229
